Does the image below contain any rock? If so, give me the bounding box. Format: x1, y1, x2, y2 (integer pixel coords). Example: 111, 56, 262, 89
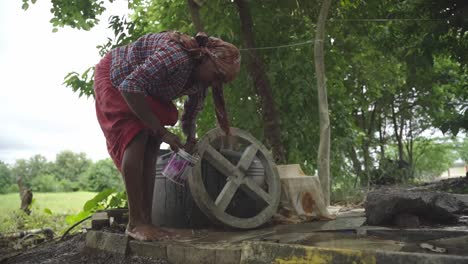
365, 191, 468, 226
394, 213, 420, 228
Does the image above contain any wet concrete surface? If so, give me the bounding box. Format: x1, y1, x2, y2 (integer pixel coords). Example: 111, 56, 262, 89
162, 211, 468, 257
5, 208, 467, 263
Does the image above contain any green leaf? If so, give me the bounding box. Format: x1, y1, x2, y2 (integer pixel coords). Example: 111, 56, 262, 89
31, 0, 37, 4
52, 28, 58, 33
65, 210, 92, 225
22, 2, 29, 10
44, 208, 53, 215
83, 188, 115, 211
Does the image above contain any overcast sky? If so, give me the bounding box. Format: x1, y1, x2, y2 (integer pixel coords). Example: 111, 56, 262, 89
0, 1, 129, 164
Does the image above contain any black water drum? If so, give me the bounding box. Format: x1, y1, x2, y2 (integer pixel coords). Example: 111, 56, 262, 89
151, 149, 266, 228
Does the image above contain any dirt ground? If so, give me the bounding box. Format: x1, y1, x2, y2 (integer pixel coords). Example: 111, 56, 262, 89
1, 234, 169, 264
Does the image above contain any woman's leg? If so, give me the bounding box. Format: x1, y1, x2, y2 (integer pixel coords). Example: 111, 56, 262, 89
121, 131, 148, 228
141, 134, 160, 223
121, 130, 171, 240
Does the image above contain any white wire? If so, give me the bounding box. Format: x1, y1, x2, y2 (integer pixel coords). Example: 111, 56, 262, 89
239, 39, 314, 51
238, 18, 465, 51
330, 18, 449, 22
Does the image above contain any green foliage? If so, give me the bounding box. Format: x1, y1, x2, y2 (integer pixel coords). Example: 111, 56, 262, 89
0, 161, 14, 194
81, 159, 123, 192
2, 151, 119, 193
22, 0, 107, 31
52, 151, 92, 183
456, 137, 468, 163
5, 184, 19, 193
11, 155, 52, 188
0, 209, 68, 233
63, 67, 95, 98
29, 174, 61, 192
0, 192, 97, 234
412, 138, 457, 180
65, 188, 127, 227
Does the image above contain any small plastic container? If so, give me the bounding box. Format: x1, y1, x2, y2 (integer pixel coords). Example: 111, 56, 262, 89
162, 149, 199, 185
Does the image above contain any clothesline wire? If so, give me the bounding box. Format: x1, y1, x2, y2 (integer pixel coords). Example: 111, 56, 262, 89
239, 40, 314, 51
238, 17, 464, 51
331, 18, 454, 21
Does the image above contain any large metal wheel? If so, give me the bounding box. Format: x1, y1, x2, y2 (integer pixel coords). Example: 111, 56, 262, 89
188, 127, 281, 229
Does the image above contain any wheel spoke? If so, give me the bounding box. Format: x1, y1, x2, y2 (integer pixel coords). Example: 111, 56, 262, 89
204, 144, 242, 178
237, 144, 258, 172
241, 178, 273, 205
215, 180, 239, 212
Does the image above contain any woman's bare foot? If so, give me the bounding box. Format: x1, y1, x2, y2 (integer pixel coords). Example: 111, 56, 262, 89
126, 224, 177, 241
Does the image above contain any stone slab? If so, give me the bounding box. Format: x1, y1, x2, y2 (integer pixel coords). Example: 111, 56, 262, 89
85, 230, 128, 255
273, 216, 366, 235
184, 245, 216, 264
215, 247, 242, 264
194, 229, 275, 243
240, 241, 468, 264
167, 244, 187, 264
166, 242, 240, 264
365, 228, 468, 243
128, 240, 168, 259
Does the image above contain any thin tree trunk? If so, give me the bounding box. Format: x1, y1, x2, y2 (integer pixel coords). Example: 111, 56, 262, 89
391, 101, 404, 162
405, 115, 415, 179
348, 146, 363, 187
314, 0, 332, 205
362, 104, 378, 186
234, 0, 286, 164
187, 0, 204, 32
378, 112, 386, 163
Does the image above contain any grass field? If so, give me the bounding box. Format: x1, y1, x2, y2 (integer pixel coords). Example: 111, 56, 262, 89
0, 192, 97, 233
0, 192, 97, 215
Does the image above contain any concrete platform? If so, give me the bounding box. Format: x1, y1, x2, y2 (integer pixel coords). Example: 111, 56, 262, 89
85, 216, 468, 264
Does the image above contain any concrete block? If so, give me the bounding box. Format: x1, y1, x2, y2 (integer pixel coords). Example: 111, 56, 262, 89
91, 212, 109, 230
167, 243, 231, 264
215, 247, 241, 264
85, 230, 128, 255
167, 244, 186, 264
240, 241, 468, 264
128, 240, 167, 259
185, 245, 216, 264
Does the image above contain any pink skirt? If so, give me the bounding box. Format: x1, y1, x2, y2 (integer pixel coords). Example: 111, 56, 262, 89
94, 53, 178, 170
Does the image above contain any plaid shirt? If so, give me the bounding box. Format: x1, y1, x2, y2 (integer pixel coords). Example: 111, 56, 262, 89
110, 32, 206, 136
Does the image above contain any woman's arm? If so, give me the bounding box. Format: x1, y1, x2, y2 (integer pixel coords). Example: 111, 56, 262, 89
121, 91, 182, 150
121, 92, 165, 135
181, 88, 208, 137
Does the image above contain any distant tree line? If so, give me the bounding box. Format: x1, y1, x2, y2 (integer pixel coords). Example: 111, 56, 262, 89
0, 137, 466, 195
0, 151, 123, 194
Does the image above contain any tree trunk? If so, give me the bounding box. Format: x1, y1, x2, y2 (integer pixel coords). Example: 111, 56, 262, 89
378, 112, 386, 163
187, 0, 204, 32
17, 175, 32, 215
405, 115, 415, 179
348, 145, 363, 187
314, 0, 332, 205
391, 101, 404, 163
361, 104, 378, 187
234, 0, 286, 164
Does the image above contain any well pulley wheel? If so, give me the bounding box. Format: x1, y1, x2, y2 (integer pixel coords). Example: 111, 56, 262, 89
188, 127, 281, 229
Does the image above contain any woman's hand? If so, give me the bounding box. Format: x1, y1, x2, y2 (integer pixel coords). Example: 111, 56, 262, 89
161, 130, 183, 152
184, 137, 198, 154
